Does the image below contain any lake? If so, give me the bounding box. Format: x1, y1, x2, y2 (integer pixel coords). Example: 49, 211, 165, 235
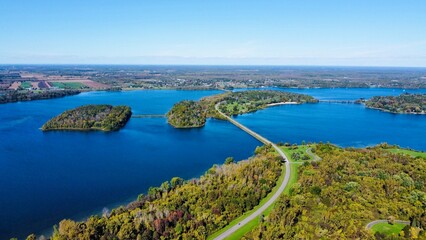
0, 88, 425, 239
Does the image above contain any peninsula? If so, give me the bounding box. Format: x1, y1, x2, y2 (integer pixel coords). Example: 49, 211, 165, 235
167, 90, 318, 128
41, 105, 132, 131
359, 93, 426, 114
0, 90, 80, 104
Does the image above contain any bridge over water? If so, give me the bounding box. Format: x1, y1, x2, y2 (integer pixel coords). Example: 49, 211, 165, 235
131, 114, 166, 118
319, 100, 357, 104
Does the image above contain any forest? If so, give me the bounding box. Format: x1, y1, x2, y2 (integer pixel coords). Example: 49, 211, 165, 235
166, 100, 206, 128
361, 93, 426, 114
41, 105, 132, 131
0, 90, 80, 104
245, 143, 426, 239
26, 145, 281, 240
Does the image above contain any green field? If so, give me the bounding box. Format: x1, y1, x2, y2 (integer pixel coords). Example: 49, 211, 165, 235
371, 222, 406, 235
386, 148, 426, 159
281, 145, 315, 162
49, 82, 87, 89
20, 81, 32, 89
213, 145, 317, 240
224, 102, 249, 115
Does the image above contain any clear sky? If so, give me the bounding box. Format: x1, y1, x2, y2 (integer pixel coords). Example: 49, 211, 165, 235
0, 0, 425, 66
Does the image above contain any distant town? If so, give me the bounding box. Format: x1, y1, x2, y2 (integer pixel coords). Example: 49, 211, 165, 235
1, 65, 426, 94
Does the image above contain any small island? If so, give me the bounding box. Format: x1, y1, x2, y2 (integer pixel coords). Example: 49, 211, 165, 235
41, 105, 132, 131
167, 100, 206, 128
167, 90, 318, 128
358, 93, 426, 114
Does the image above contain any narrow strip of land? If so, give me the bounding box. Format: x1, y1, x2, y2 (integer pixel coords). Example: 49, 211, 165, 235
213, 103, 291, 240
319, 100, 356, 103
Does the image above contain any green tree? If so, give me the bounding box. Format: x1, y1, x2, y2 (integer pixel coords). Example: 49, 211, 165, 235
225, 157, 234, 165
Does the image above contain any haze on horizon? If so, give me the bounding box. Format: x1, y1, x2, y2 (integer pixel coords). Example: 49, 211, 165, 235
0, 0, 425, 67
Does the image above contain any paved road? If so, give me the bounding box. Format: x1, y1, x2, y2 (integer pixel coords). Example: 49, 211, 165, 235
213, 103, 291, 240
306, 147, 322, 161
365, 220, 410, 230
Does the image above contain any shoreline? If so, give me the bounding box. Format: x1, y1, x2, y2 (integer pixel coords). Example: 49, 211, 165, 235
40, 127, 113, 132
266, 101, 299, 107
365, 105, 426, 115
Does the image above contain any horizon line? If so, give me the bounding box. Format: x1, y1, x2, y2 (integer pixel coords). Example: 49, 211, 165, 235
1, 63, 426, 69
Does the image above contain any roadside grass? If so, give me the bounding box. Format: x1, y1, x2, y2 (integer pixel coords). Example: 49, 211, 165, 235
50, 82, 87, 89
386, 148, 426, 159
224, 102, 248, 114
371, 222, 406, 235
217, 145, 315, 240
281, 145, 316, 162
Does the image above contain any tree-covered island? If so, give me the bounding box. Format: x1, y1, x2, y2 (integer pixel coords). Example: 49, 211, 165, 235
358, 93, 426, 114
167, 90, 318, 128
166, 100, 206, 128
41, 105, 132, 131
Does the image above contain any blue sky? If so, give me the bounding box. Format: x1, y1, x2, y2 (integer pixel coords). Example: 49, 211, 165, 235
0, 0, 425, 66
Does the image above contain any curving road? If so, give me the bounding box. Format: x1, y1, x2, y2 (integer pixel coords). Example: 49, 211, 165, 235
306, 147, 322, 161
365, 220, 410, 230
213, 103, 291, 240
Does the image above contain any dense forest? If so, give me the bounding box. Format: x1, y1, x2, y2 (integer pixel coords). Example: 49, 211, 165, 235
0, 90, 80, 104
245, 143, 426, 239
26, 146, 281, 240
361, 93, 426, 114
41, 105, 132, 131
167, 90, 317, 127
166, 100, 206, 128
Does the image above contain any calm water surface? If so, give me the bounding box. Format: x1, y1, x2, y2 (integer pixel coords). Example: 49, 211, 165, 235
235, 88, 426, 150
0, 88, 425, 238
0, 90, 260, 239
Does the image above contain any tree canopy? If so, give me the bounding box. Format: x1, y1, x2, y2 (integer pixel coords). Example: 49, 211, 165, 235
41, 105, 132, 131
245, 143, 426, 239
32, 146, 281, 240
167, 100, 206, 128
361, 93, 426, 114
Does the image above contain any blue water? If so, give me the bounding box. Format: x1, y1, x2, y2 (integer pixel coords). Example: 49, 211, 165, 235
1, 88, 426, 239
234, 88, 426, 150
0, 90, 261, 239
236, 103, 426, 150
232, 87, 426, 149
